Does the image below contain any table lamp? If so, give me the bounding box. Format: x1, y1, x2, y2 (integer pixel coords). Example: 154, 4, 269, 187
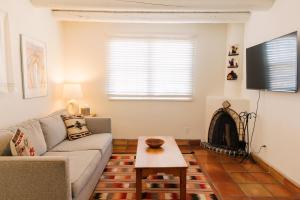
63, 83, 83, 115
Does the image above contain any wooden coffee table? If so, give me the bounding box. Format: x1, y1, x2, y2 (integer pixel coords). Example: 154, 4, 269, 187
135, 136, 188, 200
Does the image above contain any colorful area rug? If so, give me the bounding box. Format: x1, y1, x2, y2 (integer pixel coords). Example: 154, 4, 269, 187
91, 154, 218, 200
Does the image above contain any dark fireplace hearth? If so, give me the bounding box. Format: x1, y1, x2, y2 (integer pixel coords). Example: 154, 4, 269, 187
202, 101, 246, 156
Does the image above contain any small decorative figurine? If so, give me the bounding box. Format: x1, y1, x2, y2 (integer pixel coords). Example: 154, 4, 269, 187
228, 45, 239, 56
227, 70, 238, 80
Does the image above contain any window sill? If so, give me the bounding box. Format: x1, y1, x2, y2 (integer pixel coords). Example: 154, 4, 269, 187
108, 96, 193, 102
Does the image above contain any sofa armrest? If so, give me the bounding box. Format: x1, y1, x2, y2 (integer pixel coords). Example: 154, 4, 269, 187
85, 117, 111, 134
0, 156, 71, 200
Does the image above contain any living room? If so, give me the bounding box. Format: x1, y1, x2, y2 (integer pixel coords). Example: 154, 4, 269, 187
0, 0, 300, 199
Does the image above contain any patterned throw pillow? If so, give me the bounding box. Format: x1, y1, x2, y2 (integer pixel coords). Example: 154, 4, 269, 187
61, 115, 92, 140
10, 129, 36, 156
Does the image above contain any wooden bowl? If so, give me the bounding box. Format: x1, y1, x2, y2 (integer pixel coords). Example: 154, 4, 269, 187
145, 138, 164, 148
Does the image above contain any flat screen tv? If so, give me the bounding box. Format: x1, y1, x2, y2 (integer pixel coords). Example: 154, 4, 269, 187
246, 31, 298, 92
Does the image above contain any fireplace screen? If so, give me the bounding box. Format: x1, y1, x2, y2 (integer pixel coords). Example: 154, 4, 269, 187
203, 101, 246, 156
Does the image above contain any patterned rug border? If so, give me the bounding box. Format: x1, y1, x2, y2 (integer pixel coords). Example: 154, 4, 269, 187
92, 153, 218, 200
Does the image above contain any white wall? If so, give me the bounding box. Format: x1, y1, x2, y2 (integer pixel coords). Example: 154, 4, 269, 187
204, 23, 249, 141
0, 0, 64, 128
63, 22, 227, 139
224, 23, 244, 97
243, 0, 300, 186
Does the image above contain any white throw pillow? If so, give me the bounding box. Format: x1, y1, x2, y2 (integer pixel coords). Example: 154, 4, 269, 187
10, 129, 36, 156
9, 119, 47, 155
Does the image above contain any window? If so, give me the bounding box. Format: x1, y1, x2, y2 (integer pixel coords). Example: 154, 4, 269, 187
107, 36, 194, 100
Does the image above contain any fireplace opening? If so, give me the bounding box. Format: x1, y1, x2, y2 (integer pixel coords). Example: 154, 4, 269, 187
209, 111, 239, 150
203, 101, 246, 156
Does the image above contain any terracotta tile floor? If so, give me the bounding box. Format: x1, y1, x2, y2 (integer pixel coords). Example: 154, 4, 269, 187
112, 139, 300, 200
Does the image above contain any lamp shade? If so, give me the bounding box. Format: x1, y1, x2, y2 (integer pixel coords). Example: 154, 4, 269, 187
63, 83, 83, 100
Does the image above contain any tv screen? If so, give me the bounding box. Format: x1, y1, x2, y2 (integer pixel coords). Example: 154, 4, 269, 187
246, 31, 298, 92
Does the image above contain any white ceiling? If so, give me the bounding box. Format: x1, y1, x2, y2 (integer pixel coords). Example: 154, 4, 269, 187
31, 0, 275, 23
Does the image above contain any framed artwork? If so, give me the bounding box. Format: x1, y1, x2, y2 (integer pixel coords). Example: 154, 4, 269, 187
20, 35, 47, 99
0, 12, 8, 93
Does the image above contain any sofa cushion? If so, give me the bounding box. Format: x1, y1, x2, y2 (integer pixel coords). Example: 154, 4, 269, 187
50, 133, 112, 155
61, 115, 92, 140
43, 150, 101, 198
10, 129, 36, 156
0, 129, 14, 156
9, 119, 47, 156
39, 109, 68, 150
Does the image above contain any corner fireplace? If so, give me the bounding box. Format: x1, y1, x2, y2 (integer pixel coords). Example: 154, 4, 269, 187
202, 101, 246, 156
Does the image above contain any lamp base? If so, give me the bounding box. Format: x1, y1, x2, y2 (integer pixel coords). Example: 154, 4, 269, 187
67, 100, 80, 115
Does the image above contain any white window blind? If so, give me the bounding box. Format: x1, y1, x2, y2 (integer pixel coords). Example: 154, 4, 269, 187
107, 37, 194, 100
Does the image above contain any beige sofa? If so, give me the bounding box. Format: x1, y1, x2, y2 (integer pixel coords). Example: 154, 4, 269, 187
0, 110, 112, 200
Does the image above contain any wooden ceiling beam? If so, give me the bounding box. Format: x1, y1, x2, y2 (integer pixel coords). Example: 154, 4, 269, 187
31, 0, 275, 12
52, 10, 250, 23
